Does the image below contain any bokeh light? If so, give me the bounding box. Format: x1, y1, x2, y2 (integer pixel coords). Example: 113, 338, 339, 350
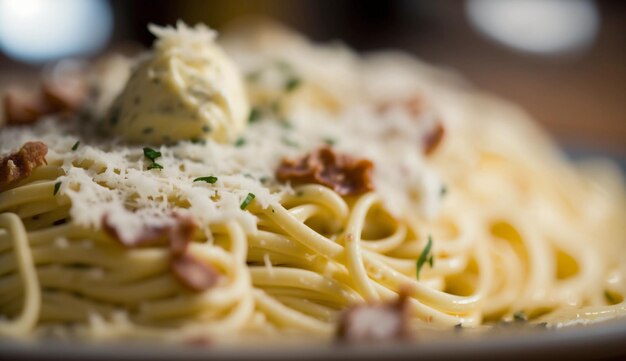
466, 0, 599, 55
0, 0, 113, 63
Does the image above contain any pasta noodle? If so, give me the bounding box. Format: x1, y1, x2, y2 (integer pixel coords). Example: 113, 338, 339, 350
0, 21, 624, 344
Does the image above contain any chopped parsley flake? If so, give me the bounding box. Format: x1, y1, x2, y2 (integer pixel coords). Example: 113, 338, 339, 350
143, 147, 163, 170
190, 138, 206, 145
416, 236, 434, 280
248, 107, 262, 123
285, 77, 302, 92
240, 193, 255, 210
202, 125, 211, 133
235, 137, 246, 147
194, 176, 218, 184
71, 141, 80, 151
440, 185, 448, 197
53, 181, 61, 196
147, 163, 163, 170
143, 147, 162, 162
142, 127, 154, 134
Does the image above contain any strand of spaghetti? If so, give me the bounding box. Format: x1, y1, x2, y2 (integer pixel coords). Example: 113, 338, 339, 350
0, 245, 170, 277
258, 202, 343, 257
342, 192, 380, 301
0, 213, 41, 336
249, 266, 363, 305
15, 198, 70, 219
372, 283, 480, 326
22, 206, 70, 230
0, 181, 67, 211
361, 252, 480, 313
281, 184, 349, 221
180, 293, 255, 338
481, 239, 525, 315
137, 221, 250, 321
360, 222, 407, 253
5, 166, 64, 191
275, 295, 338, 322
252, 289, 334, 334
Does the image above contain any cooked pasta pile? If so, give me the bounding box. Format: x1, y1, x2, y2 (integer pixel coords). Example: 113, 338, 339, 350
0, 21, 624, 343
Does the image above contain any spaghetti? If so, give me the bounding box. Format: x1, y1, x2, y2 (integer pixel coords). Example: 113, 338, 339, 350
0, 21, 624, 343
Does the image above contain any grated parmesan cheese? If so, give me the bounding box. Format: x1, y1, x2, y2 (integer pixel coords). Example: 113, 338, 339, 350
0, 22, 450, 239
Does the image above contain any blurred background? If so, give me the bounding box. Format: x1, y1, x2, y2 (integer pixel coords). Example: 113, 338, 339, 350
0, 0, 624, 156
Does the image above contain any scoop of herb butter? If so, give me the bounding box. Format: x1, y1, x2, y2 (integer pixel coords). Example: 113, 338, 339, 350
106, 22, 249, 144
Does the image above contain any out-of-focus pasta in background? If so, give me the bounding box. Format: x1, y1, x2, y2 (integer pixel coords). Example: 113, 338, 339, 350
0, 0, 624, 156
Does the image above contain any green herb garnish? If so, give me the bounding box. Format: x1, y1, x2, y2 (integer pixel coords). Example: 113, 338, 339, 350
143, 147, 162, 162
240, 193, 255, 210
71, 141, 80, 151
285, 77, 301, 92
53, 181, 61, 196
416, 236, 434, 280
190, 138, 206, 145
248, 107, 262, 123
143, 147, 163, 170
440, 185, 448, 197
235, 137, 246, 147
194, 176, 218, 184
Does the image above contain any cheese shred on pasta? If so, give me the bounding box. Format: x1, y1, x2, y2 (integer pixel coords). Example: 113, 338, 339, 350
0, 21, 624, 343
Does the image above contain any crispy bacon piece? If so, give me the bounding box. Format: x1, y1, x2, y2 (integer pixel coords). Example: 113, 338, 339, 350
423, 121, 445, 155
102, 214, 221, 292
3, 72, 87, 126
0, 141, 48, 191
337, 291, 411, 343
3, 90, 53, 125
42, 75, 88, 112
276, 147, 374, 196
101, 214, 168, 248
171, 253, 221, 292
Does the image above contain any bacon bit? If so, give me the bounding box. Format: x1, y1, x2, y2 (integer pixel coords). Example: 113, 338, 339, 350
3, 74, 87, 126
276, 147, 374, 196
0, 141, 48, 191
102, 213, 221, 292
42, 75, 88, 112
171, 253, 221, 292
167, 215, 198, 255
423, 121, 445, 155
3, 90, 53, 125
337, 291, 411, 342
101, 214, 168, 248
